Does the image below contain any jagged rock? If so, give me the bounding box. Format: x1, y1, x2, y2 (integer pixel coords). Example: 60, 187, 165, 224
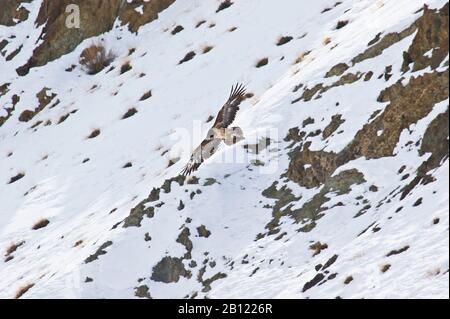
0, 83, 10, 98
197, 225, 211, 238
293, 72, 363, 103
293, 170, 365, 231
0, 94, 20, 127
151, 256, 190, 283
5, 44, 23, 61
322, 114, 345, 139
203, 178, 218, 186
18, 88, 57, 122
351, 22, 417, 65
353, 70, 448, 159
261, 181, 299, 234
286, 142, 343, 188
201, 272, 227, 292
325, 63, 349, 78
401, 4, 449, 72
289, 38, 448, 188
161, 175, 185, 193
84, 241, 113, 263
401, 108, 449, 199
176, 227, 193, 259
0, 0, 31, 26
134, 285, 152, 298
16, 0, 176, 75
302, 273, 325, 292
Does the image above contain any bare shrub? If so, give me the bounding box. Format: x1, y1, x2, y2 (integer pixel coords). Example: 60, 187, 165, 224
87, 129, 101, 139
336, 20, 349, 29
122, 108, 138, 119
255, 57, 269, 68
202, 45, 214, 54
140, 90, 152, 101
15, 283, 34, 299
178, 51, 196, 64
5, 241, 25, 257
120, 61, 132, 74
32, 218, 49, 230
8, 172, 25, 184
277, 36, 293, 46
79, 43, 115, 75
216, 0, 233, 13
171, 25, 184, 35
195, 20, 206, 28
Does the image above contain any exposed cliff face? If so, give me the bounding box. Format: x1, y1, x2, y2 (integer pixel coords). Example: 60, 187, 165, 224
402, 3, 449, 72
16, 0, 175, 75
119, 0, 176, 33
287, 4, 449, 189
0, 0, 32, 26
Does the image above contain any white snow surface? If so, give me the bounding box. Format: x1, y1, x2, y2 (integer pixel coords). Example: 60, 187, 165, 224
0, 0, 448, 299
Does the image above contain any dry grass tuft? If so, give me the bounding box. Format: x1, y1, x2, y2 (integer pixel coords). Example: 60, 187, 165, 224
178, 51, 196, 64
277, 36, 293, 46
32, 218, 49, 230
79, 43, 115, 75
15, 283, 35, 299
196, 20, 206, 28
294, 51, 311, 64
5, 241, 25, 257
323, 37, 332, 45
171, 25, 184, 35
255, 57, 269, 68
344, 276, 353, 284
380, 264, 391, 273
122, 108, 138, 119
140, 90, 152, 101
202, 45, 214, 54
74, 240, 83, 247
309, 241, 328, 257
8, 172, 25, 184
216, 0, 233, 13
120, 61, 132, 74
336, 20, 349, 29
87, 129, 101, 139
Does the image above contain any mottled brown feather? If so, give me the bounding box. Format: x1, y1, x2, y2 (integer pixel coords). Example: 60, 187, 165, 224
181, 83, 247, 176
181, 137, 222, 176
213, 83, 246, 129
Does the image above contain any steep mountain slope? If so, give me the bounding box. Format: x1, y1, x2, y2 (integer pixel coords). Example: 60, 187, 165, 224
0, 0, 448, 299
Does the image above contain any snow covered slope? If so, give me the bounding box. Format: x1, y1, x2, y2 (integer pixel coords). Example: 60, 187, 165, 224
0, 0, 448, 299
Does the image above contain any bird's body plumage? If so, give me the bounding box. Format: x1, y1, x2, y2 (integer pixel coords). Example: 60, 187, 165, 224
181, 83, 247, 176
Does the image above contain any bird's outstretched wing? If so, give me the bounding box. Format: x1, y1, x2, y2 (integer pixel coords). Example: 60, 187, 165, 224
213, 83, 246, 129
181, 137, 222, 176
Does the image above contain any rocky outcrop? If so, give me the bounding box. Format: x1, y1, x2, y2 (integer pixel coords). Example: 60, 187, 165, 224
0, 0, 31, 26
262, 169, 365, 236
151, 256, 190, 283
84, 241, 113, 263
288, 4, 449, 190
402, 4, 449, 72
123, 176, 185, 227
16, 0, 175, 75
119, 0, 176, 33
0, 94, 20, 127
18, 88, 57, 122
322, 114, 345, 139
401, 108, 449, 199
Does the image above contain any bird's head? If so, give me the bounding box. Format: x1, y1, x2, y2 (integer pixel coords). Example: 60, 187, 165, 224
207, 128, 215, 139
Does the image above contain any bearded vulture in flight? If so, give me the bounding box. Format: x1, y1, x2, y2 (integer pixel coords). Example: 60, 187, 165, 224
181, 83, 247, 176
